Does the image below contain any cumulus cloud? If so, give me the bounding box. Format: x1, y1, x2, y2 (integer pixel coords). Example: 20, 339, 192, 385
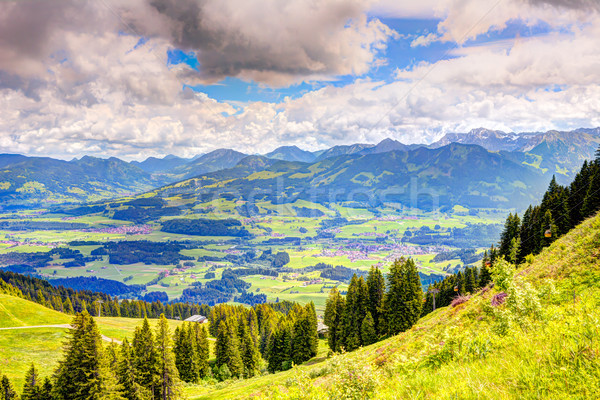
0, 0, 599, 160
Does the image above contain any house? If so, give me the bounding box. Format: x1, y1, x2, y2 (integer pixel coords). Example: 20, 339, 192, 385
184, 315, 208, 324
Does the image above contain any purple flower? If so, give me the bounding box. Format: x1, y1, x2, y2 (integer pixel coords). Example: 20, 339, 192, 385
491, 292, 508, 307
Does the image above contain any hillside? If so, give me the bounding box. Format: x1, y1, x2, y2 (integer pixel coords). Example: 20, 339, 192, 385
0, 154, 164, 206
185, 212, 600, 399
167, 148, 249, 180
0, 293, 184, 388
147, 143, 547, 211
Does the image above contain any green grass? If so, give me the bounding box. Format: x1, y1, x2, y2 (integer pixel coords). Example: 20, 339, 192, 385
0, 294, 187, 388
183, 213, 600, 399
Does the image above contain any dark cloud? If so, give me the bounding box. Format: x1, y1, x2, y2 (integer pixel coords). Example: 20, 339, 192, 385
132, 0, 394, 85
527, 0, 600, 10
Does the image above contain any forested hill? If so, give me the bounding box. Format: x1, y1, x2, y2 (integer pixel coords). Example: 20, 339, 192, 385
145, 143, 548, 210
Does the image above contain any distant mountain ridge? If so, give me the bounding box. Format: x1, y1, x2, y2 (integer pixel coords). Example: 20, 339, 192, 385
1, 127, 598, 208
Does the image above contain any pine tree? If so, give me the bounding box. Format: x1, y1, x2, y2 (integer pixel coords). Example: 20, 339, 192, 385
155, 314, 184, 400
192, 324, 210, 379
239, 323, 261, 378
173, 324, 196, 383
324, 287, 345, 352
383, 258, 423, 335
132, 318, 159, 397
582, 168, 600, 219
117, 338, 151, 400
52, 311, 117, 400
341, 275, 369, 350
291, 303, 318, 365
266, 320, 292, 373
0, 375, 18, 400
366, 266, 385, 336
40, 378, 52, 399
63, 297, 74, 314
215, 319, 243, 378
21, 363, 40, 400
360, 312, 377, 346
498, 213, 521, 258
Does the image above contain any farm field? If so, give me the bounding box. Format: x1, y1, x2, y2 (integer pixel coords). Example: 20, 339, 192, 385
0, 203, 506, 313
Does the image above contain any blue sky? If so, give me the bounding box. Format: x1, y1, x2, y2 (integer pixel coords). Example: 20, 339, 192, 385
166, 16, 557, 104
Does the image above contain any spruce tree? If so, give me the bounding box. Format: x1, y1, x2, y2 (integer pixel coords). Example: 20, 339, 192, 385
1, 375, 18, 400
52, 311, 117, 400
360, 312, 377, 346
324, 287, 345, 352
239, 323, 261, 378
215, 319, 243, 378
155, 314, 184, 400
40, 378, 52, 399
498, 213, 521, 258
63, 298, 74, 314
117, 338, 151, 400
173, 324, 196, 383
366, 266, 385, 336
21, 363, 40, 400
341, 275, 369, 350
383, 258, 423, 335
192, 324, 210, 379
266, 320, 292, 373
132, 318, 159, 397
582, 169, 600, 219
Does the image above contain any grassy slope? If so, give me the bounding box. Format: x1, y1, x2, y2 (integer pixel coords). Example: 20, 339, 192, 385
0, 294, 184, 388
188, 213, 600, 399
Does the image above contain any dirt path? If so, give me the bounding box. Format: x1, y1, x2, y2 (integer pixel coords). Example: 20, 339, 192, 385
0, 324, 122, 344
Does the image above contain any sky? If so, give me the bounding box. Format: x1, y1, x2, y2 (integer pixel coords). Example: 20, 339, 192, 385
0, 0, 599, 161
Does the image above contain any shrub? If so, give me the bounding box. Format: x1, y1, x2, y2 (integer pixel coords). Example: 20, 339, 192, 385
451, 295, 471, 308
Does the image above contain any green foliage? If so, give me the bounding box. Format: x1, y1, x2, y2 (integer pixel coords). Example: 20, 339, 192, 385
383, 258, 423, 335
52, 311, 119, 400
324, 288, 345, 353
366, 267, 384, 336
154, 314, 184, 400
132, 318, 159, 396
360, 312, 377, 346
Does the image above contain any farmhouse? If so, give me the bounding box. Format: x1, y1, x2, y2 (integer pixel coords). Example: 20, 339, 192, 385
184, 315, 208, 324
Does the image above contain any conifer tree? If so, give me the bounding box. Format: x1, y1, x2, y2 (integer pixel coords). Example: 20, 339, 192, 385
239, 323, 261, 377
324, 287, 345, 352
291, 303, 318, 364
40, 378, 52, 399
1, 375, 18, 400
366, 266, 385, 336
117, 338, 151, 400
383, 258, 423, 335
582, 168, 600, 219
266, 320, 292, 373
132, 318, 159, 397
63, 297, 74, 314
215, 319, 244, 378
192, 324, 210, 379
360, 312, 377, 346
52, 311, 119, 400
155, 314, 183, 400
173, 325, 196, 383
21, 363, 40, 400
498, 213, 521, 258
341, 275, 369, 350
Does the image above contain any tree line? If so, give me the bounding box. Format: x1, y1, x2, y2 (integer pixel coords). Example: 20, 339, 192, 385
498, 149, 600, 264
324, 258, 423, 353
0, 270, 209, 320
208, 301, 318, 375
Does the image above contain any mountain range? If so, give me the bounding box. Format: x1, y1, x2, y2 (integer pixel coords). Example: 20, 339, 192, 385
0, 127, 598, 208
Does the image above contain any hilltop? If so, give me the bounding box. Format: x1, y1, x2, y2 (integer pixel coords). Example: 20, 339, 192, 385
185, 211, 600, 399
